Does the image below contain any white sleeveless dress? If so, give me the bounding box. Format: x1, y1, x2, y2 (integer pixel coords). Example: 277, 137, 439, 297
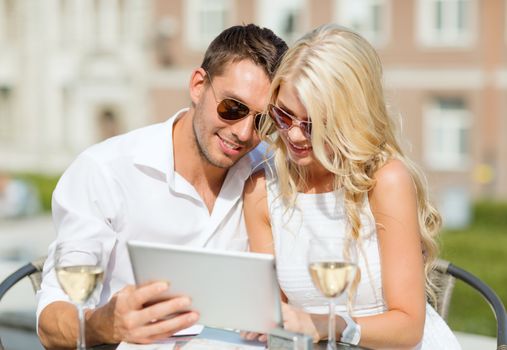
265, 174, 461, 349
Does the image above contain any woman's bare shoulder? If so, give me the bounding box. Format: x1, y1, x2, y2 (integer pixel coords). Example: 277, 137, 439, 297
373, 159, 413, 189
244, 169, 268, 197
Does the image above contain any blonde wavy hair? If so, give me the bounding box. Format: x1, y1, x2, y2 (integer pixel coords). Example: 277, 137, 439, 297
258, 24, 441, 301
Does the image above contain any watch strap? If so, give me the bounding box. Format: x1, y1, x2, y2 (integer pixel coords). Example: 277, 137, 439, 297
340, 314, 361, 345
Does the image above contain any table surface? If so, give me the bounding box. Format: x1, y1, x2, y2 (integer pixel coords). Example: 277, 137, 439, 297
0, 324, 368, 350
92, 327, 369, 350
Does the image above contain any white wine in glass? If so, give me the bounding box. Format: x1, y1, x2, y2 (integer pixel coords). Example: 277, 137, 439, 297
308, 237, 358, 350
55, 240, 104, 350
308, 262, 357, 298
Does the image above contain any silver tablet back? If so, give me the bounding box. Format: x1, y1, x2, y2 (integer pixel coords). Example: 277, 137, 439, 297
127, 240, 282, 333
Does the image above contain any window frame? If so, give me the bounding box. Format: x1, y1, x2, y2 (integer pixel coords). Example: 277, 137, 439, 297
256, 0, 307, 44
423, 97, 472, 171
416, 0, 477, 47
185, 0, 232, 51
333, 0, 391, 47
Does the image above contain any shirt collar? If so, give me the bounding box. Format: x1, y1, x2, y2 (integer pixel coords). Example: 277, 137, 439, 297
132, 108, 261, 185
132, 108, 187, 178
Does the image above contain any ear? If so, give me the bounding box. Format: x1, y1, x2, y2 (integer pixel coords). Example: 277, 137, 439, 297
189, 68, 207, 105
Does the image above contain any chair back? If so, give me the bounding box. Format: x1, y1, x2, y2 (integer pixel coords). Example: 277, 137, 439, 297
431, 258, 507, 350
0, 256, 46, 302
0, 256, 46, 335
430, 259, 456, 320
26, 256, 46, 293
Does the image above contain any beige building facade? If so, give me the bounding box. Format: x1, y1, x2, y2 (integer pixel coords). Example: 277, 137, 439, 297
149, 0, 507, 204
0, 0, 151, 172
0, 0, 505, 205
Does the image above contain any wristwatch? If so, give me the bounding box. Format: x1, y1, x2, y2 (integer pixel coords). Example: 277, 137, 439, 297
340, 314, 361, 345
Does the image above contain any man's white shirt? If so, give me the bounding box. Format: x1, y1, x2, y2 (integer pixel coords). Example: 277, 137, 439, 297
36, 109, 265, 323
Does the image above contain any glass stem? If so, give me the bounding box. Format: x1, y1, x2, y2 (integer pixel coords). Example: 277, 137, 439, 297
327, 298, 337, 350
77, 303, 86, 350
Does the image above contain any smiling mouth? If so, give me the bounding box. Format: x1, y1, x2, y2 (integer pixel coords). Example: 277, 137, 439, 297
219, 135, 242, 151
288, 140, 311, 151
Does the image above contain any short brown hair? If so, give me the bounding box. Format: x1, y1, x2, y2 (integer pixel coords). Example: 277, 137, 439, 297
200, 24, 288, 81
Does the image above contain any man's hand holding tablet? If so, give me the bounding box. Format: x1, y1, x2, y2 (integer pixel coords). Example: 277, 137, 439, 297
86, 280, 200, 344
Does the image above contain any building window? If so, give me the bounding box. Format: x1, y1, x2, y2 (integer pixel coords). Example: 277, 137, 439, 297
417, 0, 476, 47
97, 107, 122, 141
257, 0, 305, 44
154, 16, 178, 67
424, 97, 471, 170
185, 0, 231, 50
89, 0, 123, 52
334, 0, 390, 46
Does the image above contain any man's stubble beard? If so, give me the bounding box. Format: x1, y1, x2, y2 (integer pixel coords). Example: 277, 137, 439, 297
192, 106, 232, 169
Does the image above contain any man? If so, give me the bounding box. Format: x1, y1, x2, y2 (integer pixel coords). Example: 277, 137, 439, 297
37, 24, 287, 348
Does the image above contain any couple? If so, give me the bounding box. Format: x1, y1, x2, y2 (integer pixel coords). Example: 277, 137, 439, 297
37, 23, 460, 349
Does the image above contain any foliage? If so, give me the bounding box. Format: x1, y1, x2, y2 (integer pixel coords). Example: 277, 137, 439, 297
440, 201, 507, 338
17, 173, 60, 212
472, 200, 507, 227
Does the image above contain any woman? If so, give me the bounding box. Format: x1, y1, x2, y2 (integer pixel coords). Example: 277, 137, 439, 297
243, 24, 461, 349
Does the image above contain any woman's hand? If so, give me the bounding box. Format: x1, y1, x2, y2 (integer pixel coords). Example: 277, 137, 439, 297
240, 303, 323, 344
281, 303, 323, 343
239, 331, 268, 342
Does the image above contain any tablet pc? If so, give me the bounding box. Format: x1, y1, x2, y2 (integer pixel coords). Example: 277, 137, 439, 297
127, 240, 282, 333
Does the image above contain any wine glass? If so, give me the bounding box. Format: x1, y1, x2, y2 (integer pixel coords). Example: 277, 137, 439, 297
307, 236, 358, 350
54, 240, 104, 350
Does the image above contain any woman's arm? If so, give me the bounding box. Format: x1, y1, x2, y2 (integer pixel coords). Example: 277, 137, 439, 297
243, 171, 323, 342
355, 159, 426, 349
243, 171, 275, 255
241, 171, 275, 342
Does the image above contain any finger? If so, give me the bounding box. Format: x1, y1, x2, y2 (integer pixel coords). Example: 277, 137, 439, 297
128, 281, 170, 309
245, 332, 267, 342
242, 332, 261, 341
143, 291, 184, 308
125, 311, 198, 343
239, 331, 249, 338
138, 279, 167, 288
136, 295, 193, 325
113, 284, 136, 297
128, 311, 199, 341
